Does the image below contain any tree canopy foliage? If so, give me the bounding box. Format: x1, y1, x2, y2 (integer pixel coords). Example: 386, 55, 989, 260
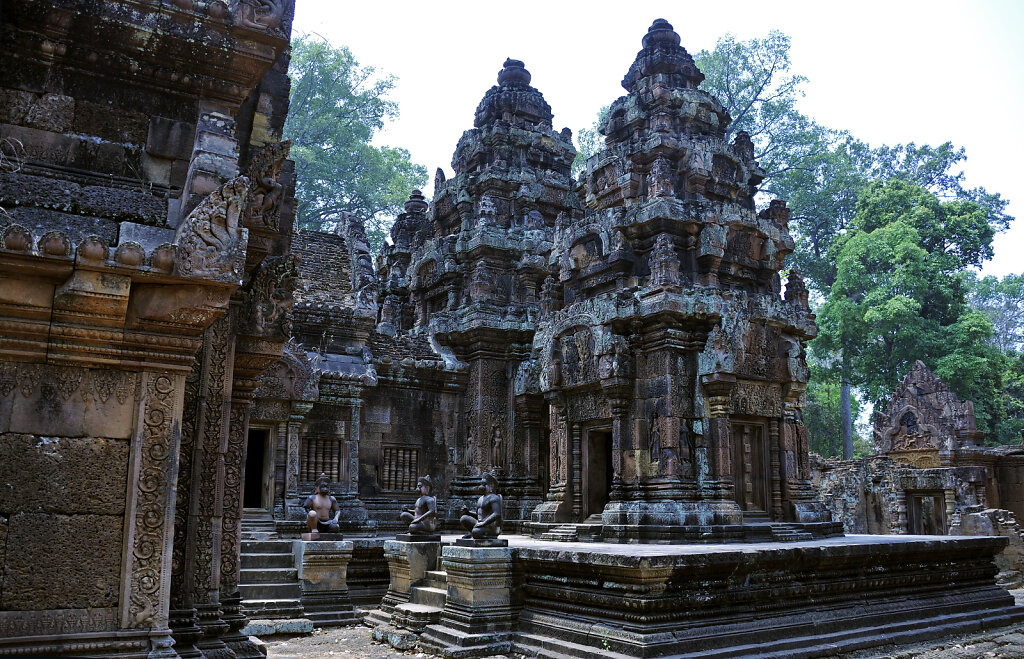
616, 30, 1022, 454
284, 36, 427, 250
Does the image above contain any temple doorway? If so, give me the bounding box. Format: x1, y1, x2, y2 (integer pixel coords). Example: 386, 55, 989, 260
907, 492, 946, 534
584, 427, 613, 519
732, 421, 769, 516
244, 428, 270, 509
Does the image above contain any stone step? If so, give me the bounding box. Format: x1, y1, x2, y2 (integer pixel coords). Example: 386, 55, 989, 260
410, 585, 447, 609
539, 525, 580, 542
392, 603, 442, 632
240, 567, 298, 583
242, 539, 294, 554
241, 525, 277, 535
424, 570, 448, 589
241, 552, 294, 569
239, 582, 302, 600
241, 599, 304, 620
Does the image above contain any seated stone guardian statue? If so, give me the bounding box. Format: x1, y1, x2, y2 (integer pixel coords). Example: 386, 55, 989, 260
458, 472, 505, 545
303, 473, 340, 538
400, 475, 439, 536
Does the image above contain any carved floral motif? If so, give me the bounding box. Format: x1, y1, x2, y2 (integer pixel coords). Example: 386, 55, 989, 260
126, 372, 178, 629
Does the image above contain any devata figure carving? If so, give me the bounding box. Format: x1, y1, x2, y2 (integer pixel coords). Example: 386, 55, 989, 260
235, 0, 285, 30
460, 472, 503, 540
242, 254, 300, 338
400, 475, 438, 535
304, 473, 340, 536
244, 140, 291, 231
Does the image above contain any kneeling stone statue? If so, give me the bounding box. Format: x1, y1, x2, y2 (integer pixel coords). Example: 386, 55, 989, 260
398, 475, 440, 542
458, 471, 506, 547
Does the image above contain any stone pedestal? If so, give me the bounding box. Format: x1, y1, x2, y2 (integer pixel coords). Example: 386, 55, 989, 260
293, 540, 359, 626
420, 545, 515, 657
367, 539, 442, 627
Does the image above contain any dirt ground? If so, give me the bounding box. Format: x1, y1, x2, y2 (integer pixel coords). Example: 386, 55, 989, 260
263, 592, 1024, 659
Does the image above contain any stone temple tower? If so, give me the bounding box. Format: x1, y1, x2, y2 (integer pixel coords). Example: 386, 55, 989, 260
377, 58, 577, 522
521, 19, 835, 541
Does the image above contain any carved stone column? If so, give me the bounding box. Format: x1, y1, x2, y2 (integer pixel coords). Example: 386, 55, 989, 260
769, 418, 783, 521
529, 398, 570, 524
285, 402, 313, 520
702, 372, 736, 499
189, 315, 237, 659
609, 397, 630, 500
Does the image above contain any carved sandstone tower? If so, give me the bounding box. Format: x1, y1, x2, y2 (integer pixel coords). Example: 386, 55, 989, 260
522, 19, 834, 541
379, 58, 577, 523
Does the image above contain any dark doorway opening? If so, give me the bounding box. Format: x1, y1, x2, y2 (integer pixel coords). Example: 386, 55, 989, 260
907, 492, 946, 534
584, 428, 613, 519
244, 428, 268, 509
732, 422, 769, 516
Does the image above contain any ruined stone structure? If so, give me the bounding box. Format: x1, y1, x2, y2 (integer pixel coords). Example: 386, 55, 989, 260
816, 361, 1024, 536
0, 1, 298, 656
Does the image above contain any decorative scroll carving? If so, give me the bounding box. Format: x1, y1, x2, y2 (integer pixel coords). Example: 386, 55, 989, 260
171, 357, 202, 609
0, 608, 118, 638
243, 141, 291, 231
173, 176, 249, 283
241, 254, 300, 338
126, 372, 177, 629
192, 315, 232, 604
0, 364, 136, 407
220, 401, 248, 592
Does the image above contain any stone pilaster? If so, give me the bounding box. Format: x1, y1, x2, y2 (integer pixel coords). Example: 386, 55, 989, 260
120, 370, 188, 659
294, 540, 359, 626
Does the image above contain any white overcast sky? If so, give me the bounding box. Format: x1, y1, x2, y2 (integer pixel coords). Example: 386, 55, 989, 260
292, 0, 1023, 280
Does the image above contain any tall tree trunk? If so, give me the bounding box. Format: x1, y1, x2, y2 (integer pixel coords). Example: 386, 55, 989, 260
840, 372, 853, 460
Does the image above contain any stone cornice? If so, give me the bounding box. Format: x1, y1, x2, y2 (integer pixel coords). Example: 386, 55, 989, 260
0, 222, 240, 371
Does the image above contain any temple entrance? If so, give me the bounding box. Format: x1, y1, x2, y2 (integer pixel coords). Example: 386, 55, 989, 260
244, 428, 270, 509
907, 492, 946, 534
584, 427, 613, 519
732, 422, 769, 515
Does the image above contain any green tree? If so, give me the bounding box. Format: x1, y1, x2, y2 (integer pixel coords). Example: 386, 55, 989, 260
803, 358, 863, 458
284, 36, 427, 250
571, 105, 608, 178
993, 355, 1024, 445
967, 272, 1024, 353
694, 31, 827, 189
815, 181, 1006, 441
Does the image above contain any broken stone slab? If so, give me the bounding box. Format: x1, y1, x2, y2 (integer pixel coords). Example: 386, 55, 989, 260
239, 619, 314, 636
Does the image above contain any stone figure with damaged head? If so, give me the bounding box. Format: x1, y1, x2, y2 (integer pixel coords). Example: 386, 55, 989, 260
460, 471, 503, 539
304, 473, 340, 536
400, 475, 439, 535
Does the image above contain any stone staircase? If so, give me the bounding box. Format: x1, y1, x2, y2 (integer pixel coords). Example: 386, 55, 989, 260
391, 569, 447, 632
239, 511, 303, 620
537, 514, 605, 542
